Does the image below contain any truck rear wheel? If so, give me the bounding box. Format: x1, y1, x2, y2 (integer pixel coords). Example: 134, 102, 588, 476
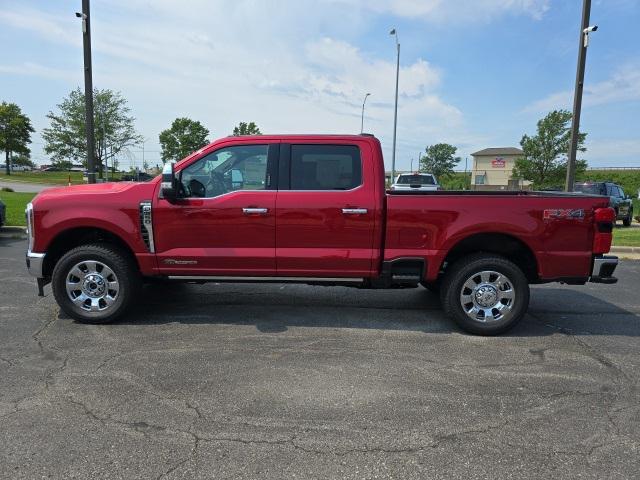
623, 209, 632, 227
440, 254, 529, 335
52, 243, 139, 324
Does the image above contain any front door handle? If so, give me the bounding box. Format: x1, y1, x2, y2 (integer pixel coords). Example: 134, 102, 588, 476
342, 208, 368, 215
242, 207, 269, 215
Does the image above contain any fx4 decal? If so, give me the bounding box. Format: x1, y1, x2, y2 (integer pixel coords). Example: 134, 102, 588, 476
543, 209, 586, 220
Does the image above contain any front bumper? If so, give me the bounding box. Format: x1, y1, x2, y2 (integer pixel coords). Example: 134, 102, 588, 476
589, 255, 618, 284
26, 250, 46, 278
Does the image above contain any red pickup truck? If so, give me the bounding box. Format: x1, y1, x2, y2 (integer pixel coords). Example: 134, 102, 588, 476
25, 134, 618, 335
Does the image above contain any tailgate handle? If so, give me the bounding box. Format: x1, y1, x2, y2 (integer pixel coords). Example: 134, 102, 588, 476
342, 208, 368, 215
242, 207, 269, 215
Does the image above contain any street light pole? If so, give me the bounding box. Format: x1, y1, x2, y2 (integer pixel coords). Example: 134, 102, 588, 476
565, 0, 596, 192
390, 28, 400, 183
77, 0, 96, 184
360, 93, 371, 134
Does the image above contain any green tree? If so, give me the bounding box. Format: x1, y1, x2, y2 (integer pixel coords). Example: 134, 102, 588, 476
159, 117, 209, 163
419, 143, 460, 179
42, 88, 143, 178
512, 110, 587, 188
0, 102, 35, 175
232, 121, 262, 136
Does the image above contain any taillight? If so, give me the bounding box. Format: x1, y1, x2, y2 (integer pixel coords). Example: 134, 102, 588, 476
593, 207, 615, 254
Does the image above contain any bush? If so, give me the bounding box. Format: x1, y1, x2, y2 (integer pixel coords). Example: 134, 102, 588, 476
1, 187, 14, 192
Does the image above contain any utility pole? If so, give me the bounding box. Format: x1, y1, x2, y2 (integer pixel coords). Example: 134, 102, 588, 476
77, 0, 96, 184
102, 110, 108, 182
390, 28, 400, 182
565, 0, 596, 192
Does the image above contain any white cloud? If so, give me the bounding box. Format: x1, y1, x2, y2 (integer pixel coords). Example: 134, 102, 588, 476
525, 64, 640, 113
332, 0, 550, 22
585, 138, 640, 167
0, 0, 476, 170
0, 62, 77, 82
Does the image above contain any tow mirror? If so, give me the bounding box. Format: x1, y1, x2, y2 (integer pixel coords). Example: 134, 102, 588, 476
161, 162, 178, 201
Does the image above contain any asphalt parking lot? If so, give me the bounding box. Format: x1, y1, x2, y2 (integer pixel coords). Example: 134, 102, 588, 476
1, 237, 639, 479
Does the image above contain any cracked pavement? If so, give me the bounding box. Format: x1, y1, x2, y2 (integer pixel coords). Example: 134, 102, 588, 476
1, 237, 639, 479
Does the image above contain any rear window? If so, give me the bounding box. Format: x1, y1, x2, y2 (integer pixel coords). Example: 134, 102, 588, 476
290, 145, 362, 190
574, 183, 606, 195
397, 174, 436, 185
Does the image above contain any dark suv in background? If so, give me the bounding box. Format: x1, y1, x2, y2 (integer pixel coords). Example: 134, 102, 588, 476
574, 181, 634, 226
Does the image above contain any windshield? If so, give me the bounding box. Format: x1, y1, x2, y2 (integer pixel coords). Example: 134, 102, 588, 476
574, 183, 605, 195
396, 174, 436, 185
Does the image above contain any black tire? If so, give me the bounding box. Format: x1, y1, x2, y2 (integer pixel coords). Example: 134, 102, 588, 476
52, 243, 139, 324
623, 210, 632, 227
439, 253, 529, 335
420, 281, 440, 294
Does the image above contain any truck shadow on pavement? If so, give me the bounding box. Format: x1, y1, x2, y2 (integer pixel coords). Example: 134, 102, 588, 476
100, 282, 640, 337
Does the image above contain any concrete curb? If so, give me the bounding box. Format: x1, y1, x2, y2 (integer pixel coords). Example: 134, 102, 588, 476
610, 246, 640, 253
0, 226, 27, 239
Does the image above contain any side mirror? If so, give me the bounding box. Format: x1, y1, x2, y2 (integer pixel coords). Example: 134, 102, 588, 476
160, 162, 178, 201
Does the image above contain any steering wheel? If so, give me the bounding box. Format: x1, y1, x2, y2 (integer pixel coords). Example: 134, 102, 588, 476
206, 171, 227, 197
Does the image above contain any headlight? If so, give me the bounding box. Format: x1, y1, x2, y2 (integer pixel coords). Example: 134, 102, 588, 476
26, 202, 34, 251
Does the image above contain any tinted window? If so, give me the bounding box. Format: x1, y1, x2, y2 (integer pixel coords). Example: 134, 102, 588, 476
574, 183, 606, 195
180, 145, 268, 198
290, 145, 362, 190
397, 174, 436, 185
618, 187, 625, 198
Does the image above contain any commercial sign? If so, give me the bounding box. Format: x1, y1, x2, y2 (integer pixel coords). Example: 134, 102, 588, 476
491, 157, 506, 168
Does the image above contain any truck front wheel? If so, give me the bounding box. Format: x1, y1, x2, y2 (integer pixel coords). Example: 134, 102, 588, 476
52, 243, 139, 324
440, 254, 529, 335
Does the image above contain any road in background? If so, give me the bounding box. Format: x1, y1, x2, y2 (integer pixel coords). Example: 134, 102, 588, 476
1, 237, 639, 479
0, 180, 56, 193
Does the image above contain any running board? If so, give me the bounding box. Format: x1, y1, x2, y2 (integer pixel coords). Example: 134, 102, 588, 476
166, 276, 365, 283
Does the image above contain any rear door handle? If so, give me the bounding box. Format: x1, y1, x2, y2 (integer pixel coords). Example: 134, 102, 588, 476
242, 207, 269, 215
342, 208, 368, 215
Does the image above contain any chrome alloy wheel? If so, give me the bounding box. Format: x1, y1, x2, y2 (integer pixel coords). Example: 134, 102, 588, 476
65, 260, 120, 313
459, 270, 515, 323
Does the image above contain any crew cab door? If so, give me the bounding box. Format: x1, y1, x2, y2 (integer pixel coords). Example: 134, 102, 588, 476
275, 142, 377, 277
152, 142, 279, 275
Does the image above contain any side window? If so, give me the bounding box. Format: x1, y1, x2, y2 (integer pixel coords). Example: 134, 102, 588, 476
474, 173, 486, 185
179, 145, 268, 198
290, 145, 362, 190
618, 187, 625, 198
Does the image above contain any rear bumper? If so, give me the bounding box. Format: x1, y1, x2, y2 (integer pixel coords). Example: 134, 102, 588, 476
589, 255, 618, 284
26, 250, 46, 278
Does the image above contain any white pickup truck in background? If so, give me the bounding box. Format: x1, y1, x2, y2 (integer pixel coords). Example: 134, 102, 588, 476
390, 173, 440, 191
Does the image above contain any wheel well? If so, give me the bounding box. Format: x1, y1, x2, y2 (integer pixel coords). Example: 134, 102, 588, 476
43, 227, 139, 279
441, 233, 539, 283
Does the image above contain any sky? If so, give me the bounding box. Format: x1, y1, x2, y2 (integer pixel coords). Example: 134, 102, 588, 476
1, 0, 639, 171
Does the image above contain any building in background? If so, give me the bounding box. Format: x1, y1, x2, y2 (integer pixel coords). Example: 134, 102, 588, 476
470, 147, 530, 190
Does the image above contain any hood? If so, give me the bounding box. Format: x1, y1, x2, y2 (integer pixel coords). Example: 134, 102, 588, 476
32, 181, 158, 208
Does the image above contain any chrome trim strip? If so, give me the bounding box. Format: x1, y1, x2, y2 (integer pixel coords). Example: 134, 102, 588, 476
26, 251, 45, 278
25, 202, 34, 252
166, 276, 364, 283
